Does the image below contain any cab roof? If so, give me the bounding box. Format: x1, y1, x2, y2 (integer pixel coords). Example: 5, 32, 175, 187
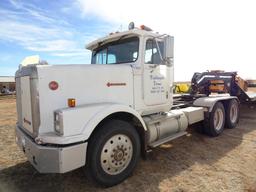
85, 28, 161, 51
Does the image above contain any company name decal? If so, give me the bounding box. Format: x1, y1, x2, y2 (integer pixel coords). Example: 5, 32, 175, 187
150, 75, 164, 80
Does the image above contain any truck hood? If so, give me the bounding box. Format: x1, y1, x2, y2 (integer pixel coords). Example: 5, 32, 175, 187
35, 64, 134, 134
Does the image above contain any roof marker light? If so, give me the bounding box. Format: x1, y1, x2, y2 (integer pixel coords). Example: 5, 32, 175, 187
140, 25, 152, 31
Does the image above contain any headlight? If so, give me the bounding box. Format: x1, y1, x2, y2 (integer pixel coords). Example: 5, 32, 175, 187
54, 111, 63, 135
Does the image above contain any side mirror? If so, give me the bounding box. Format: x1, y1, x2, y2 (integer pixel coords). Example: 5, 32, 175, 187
164, 35, 174, 67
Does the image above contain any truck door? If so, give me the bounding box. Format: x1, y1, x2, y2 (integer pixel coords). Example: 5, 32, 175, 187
143, 38, 170, 106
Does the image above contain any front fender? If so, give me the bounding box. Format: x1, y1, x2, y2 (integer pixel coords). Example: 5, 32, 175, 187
81, 103, 147, 140
37, 103, 147, 145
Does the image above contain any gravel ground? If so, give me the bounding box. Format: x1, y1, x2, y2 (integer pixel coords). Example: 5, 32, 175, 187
0, 96, 256, 192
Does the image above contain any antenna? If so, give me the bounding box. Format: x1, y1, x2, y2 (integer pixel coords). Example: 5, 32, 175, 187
118, 24, 123, 32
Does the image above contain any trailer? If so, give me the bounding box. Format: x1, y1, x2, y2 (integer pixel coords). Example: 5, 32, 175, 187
15, 22, 240, 187
190, 70, 256, 103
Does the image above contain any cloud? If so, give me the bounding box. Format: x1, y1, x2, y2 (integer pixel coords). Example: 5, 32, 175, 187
0, 20, 67, 41
0, 18, 76, 52
0, 0, 115, 75
0, 1, 90, 58
76, 0, 256, 80
3, 0, 256, 79
24, 40, 77, 52
8, 0, 68, 25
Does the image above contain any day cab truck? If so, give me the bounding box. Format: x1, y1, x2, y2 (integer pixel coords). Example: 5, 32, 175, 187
15, 22, 240, 187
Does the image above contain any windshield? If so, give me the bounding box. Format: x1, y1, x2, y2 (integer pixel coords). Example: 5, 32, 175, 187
91, 36, 139, 64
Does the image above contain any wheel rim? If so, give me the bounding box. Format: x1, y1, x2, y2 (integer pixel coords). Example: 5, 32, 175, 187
230, 103, 238, 123
214, 108, 224, 131
100, 134, 133, 175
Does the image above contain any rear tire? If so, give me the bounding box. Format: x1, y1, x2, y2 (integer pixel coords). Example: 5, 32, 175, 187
225, 99, 239, 128
204, 102, 225, 137
85, 120, 140, 187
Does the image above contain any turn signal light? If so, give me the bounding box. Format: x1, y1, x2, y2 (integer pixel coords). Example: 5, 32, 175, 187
68, 98, 76, 107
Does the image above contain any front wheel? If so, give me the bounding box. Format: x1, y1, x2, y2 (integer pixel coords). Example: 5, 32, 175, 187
204, 102, 225, 137
86, 120, 140, 187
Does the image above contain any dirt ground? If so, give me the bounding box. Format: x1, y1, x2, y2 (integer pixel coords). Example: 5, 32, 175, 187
0, 96, 256, 192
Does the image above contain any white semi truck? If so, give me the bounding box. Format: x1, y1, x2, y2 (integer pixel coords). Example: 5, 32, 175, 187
15, 23, 240, 187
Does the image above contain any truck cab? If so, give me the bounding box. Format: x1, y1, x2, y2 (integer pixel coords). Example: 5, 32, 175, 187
86, 27, 174, 115
15, 23, 240, 187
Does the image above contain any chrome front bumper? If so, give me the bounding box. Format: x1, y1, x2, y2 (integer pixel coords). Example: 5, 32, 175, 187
15, 126, 87, 173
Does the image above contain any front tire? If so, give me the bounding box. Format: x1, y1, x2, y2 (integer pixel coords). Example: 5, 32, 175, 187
204, 102, 225, 137
86, 120, 140, 187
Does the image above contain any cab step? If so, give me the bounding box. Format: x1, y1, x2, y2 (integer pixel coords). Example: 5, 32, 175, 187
149, 131, 187, 148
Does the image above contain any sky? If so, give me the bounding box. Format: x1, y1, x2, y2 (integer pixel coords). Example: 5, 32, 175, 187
0, 0, 256, 81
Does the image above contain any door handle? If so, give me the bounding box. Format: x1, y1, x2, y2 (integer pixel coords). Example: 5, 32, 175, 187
148, 64, 158, 69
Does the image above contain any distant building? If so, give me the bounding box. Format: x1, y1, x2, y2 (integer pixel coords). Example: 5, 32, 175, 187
0, 76, 15, 93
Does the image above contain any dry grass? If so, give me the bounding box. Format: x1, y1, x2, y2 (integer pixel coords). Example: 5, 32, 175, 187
0, 96, 256, 192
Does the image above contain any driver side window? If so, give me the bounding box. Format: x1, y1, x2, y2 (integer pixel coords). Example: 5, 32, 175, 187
145, 39, 164, 64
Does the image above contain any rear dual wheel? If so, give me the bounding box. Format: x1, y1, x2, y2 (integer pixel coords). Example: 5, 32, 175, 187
225, 99, 239, 128
204, 102, 225, 137
204, 99, 239, 137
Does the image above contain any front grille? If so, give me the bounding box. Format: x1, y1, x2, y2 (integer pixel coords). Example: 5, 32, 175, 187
15, 66, 40, 137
